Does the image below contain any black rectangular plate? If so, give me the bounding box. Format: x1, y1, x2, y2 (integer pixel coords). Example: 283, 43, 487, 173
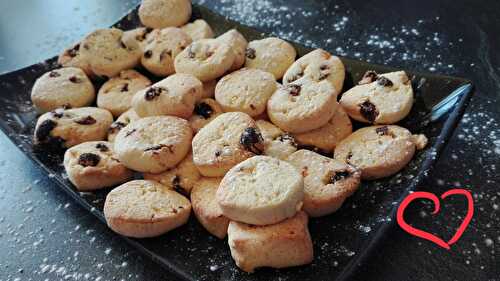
0, 4, 473, 281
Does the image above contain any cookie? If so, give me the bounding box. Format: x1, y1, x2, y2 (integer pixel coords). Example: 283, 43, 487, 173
339, 71, 414, 124
181, 19, 214, 41
138, 0, 191, 28
190, 177, 229, 239
31, 67, 95, 113
141, 27, 192, 77
80, 28, 141, 77
104, 180, 191, 238
97, 70, 151, 117
287, 150, 361, 217
255, 120, 297, 160
122, 27, 154, 52
215, 68, 277, 117
201, 80, 217, 99
188, 98, 224, 133
217, 155, 304, 225
34, 107, 113, 148
107, 109, 140, 142
244, 37, 296, 79
294, 103, 352, 153
132, 73, 202, 119
283, 49, 345, 95
216, 29, 248, 72
267, 80, 338, 133
114, 116, 192, 173
227, 211, 313, 272
63, 141, 133, 191
57, 42, 93, 77
143, 152, 200, 195
192, 112, 261, 177
334, 125, 427, 180
174, 38, 235, 82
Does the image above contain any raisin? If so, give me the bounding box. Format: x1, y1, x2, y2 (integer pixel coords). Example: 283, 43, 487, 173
144, 87, 163, 101
125, 128, 136, 137
35, 119, 57, 142
328, 170, 351, 184
121, 83, 129, 92
144, 50, 153, 59
287, 70, 303, 83
68, 76, 80, 83
49, 71, 60, 78
249, 104, 256, 110
359, 100, 379, 122
287, 84, 301, 96
278, 133, 297, 148
318, 65, 330, 80
240, 127, 264, 154
95, 143, 109, 152
159, 49, 172, 61
377, 76, 393, 87
375, 126, 389, 136
187, 46, 196, 58
67, 44, 80, 57
78, 153, 101, 167
346, 151, 353, 164
144, 144, 174, 153
74, 116, 96, 125
108, 121, 126, 133
215, 150, 221, 157
50, 108, 65, 118
358, 70, 378, 85
62, 104, 72, 110
245, 47, 256, 59
194, 102, 213, 119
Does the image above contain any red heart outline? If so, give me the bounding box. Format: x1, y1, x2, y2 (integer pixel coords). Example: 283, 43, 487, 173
396, 189, 474, 250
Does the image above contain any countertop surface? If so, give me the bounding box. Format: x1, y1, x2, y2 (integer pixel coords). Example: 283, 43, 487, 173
0, 0, 499, 280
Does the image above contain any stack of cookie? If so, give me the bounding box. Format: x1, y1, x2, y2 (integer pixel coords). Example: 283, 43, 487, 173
29, 0, 429, 273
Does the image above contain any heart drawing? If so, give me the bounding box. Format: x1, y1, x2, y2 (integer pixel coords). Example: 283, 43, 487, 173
396, 189, 474, 250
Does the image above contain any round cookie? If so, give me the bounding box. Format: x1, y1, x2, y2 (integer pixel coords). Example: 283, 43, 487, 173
132, 73, 202, 118
143, 152, 201, 195
188, 98, 224, 133
339, 71, 414, 124
138, 0, 191, 28
215, 68, 276, 117
114, 116, 192, 173
294, 103, 352, 153
267, 80, 338, 133
201, 80, 217, 99
181, 19, 214, 41
216, 29, 248, 71
57, 42, 93, 76
31, 67, 95, 113
190, 177, 229, 239
141, 27, 192, 77
283, 49, 345, 95
80, 28, 141, 77
107, 109, 140, 142
97, 70, 151, 117
217, 155, 304, 225
104, 180, 191, 238
334, 125, 426, 180
34, 107, 113, 148
255, 120, 297, 160
287, 149, 361, 217
192, 112, 262, 177
63, 141, 134, 191
244, 37, 296, 79
122, 27, 154, 51
174, 38, 235, 82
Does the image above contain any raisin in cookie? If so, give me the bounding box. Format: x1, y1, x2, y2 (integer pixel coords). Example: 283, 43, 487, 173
141, 27, 192, 77
334, 125, 427, 180
215, 68, 276, 117
122, 27, 154, 51
104, 180, 191, 238
107, 109, 140, 142
294, 103, 352, 153
174, 39, 235, 82
227, 211, 313, 272
181, 19, 214, 41
132, 73, 202, 119
216, 29, 248, 72
190, 177, 229, 239
283, 49, 345, 95
34, 107, 113, 148
267, 80, 338, 133
339, 71, 414, 124
244, 37, 296, 79
57, 42, 93, 77
189, 98, 224, 133
143, 152, 200, 195
31, 67, 95, 113
217, 155, 304, 225
287, 150, 360, 217
64, 141, 133, 191
97, 70, 151, 117
138, 0, 191, 28
192, 112, 262, 177
80, 28, 141, 77
255, 120, 297, 160
114, 116, 192, 173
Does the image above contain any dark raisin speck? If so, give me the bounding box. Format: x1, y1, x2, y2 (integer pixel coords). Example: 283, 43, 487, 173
67, 44, 80, 57
125, 129, 136, 137
74, 116, 96, 125
78, 153, 101, 167
377, 76, 393, 87
278, 133, 297, 148
287, 84, 301, 96
35, 119, 57, 142
144, 144, 173, 153
359, 100, 379, 122
51, 108, 65, 118
329, 170, 351, 184
245, 47, 256, 59
144, 87, 163, 101
375, 126, 390, 136
121, 83, 129, 92
240, 127, 264, 154
188, 46, 196, 58
358, 70, 378, 85
144, 50, 153, 59
108, 121, 126, 133
49, 71, 60, 78
69, 76, 81, 83
95, 143, 109, 152
194, 102, 213, 119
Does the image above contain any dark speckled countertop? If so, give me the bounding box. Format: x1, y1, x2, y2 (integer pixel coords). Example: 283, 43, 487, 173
0, 0, 499, 280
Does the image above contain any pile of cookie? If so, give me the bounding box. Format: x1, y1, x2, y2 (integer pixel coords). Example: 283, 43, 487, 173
30, 0, 428, 273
